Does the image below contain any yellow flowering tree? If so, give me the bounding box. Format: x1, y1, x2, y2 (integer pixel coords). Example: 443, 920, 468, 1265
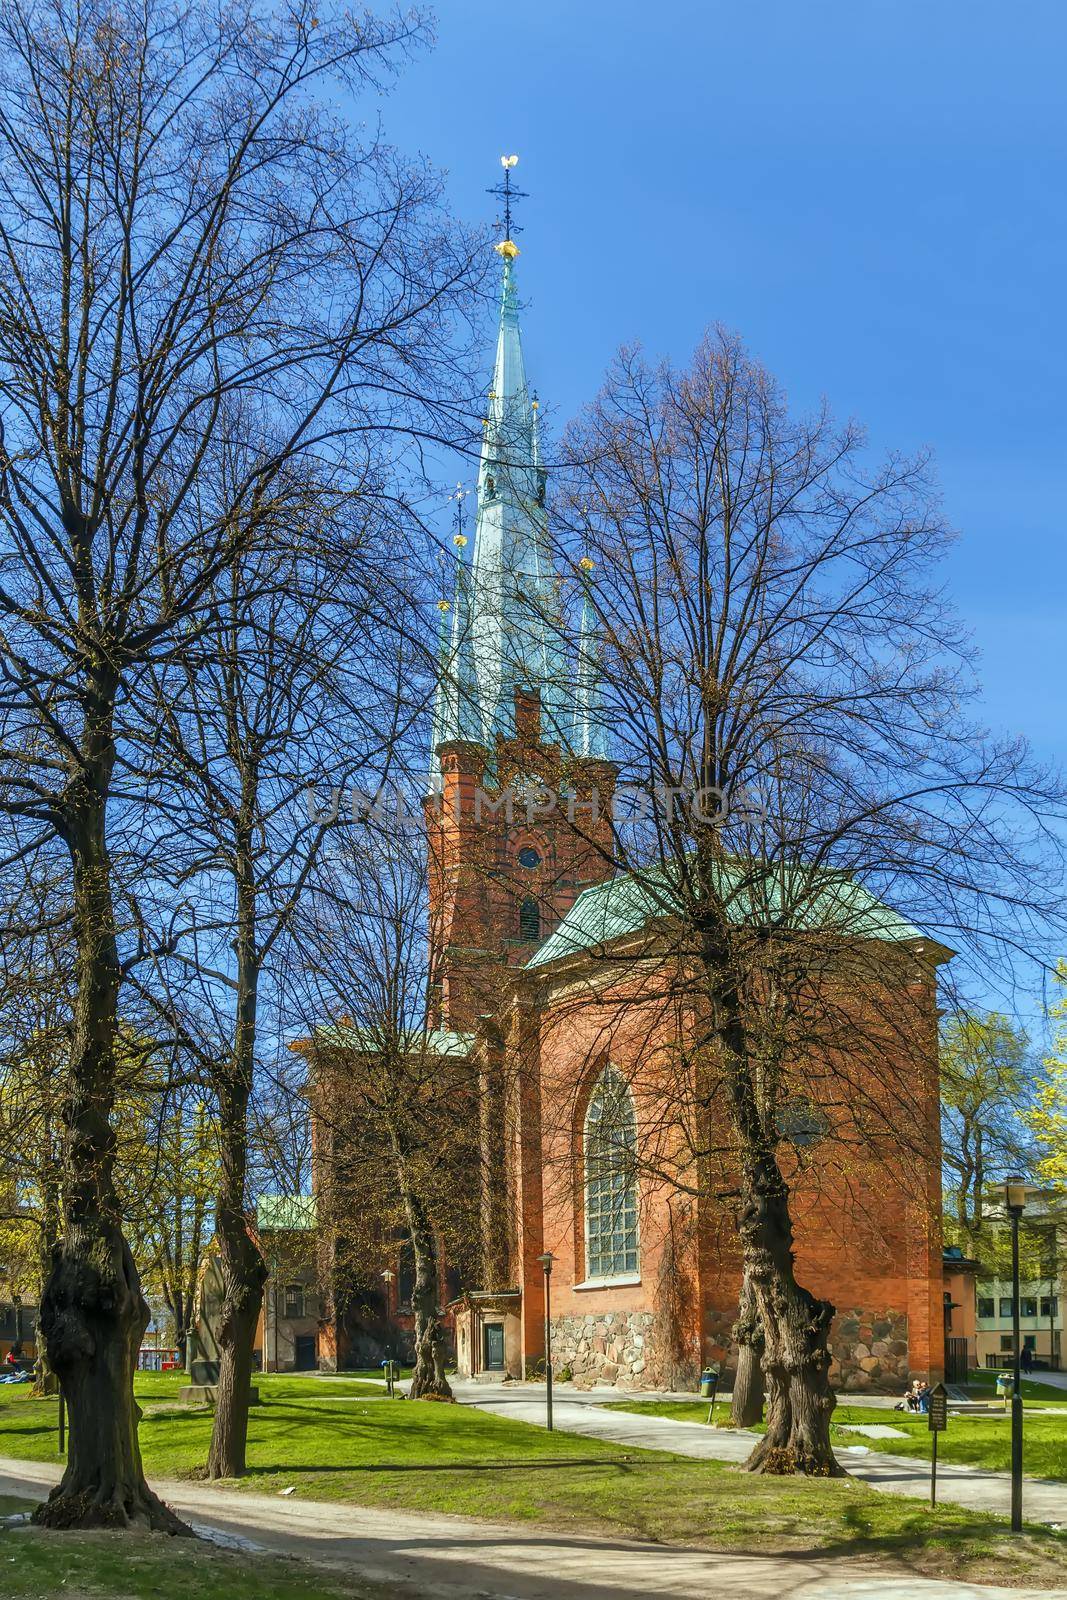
1030, 961, 1067, 1187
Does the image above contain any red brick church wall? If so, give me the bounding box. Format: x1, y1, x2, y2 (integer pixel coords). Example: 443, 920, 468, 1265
517, 949, 945, 1391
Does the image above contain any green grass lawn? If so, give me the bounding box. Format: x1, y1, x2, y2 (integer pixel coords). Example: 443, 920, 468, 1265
964, 1370, 1067, 1405
831, 1404, 1067, 1481
1, 1378, 1066, 1591
605, 1398, 1067, 1481
0, 1493, 390, 1600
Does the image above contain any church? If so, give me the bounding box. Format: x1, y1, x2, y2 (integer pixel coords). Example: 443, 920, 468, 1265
315, 197, 949, 1393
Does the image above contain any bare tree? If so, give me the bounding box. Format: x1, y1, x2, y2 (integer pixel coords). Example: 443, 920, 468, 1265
0, 0, 477, 1525
143, 454, 449, 1471
541, 330, 1067, 1472
297, 817, 481, 1401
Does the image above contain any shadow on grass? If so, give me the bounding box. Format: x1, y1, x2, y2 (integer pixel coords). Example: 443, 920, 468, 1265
811, 1500, 1064, 1574
242, 1457, 649, 1477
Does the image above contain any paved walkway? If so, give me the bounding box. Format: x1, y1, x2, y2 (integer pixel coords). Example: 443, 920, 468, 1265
1, 1457, 1060, 1600
451, 1384, 1067, 1526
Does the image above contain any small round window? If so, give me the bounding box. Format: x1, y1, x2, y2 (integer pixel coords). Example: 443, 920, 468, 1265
775, 1097, 829, 1148
517, 846, 541, 870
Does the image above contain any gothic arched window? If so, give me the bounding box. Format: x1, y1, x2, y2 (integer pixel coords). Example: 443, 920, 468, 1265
518, 896, 540, 940
584, 1066, 639, 1279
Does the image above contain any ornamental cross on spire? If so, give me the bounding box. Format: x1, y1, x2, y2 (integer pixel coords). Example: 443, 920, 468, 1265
487, 154, 527, 258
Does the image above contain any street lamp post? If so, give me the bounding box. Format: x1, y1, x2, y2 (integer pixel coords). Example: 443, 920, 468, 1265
537, 1252, 555, 1432
381, 1270, 396, 1395
1005, 1174, 1027, 1533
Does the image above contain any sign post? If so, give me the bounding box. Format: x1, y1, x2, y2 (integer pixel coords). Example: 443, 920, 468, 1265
927, 1381, 947, 1507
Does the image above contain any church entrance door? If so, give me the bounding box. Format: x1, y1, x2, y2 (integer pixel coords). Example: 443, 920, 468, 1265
483, 1322, 505, 1371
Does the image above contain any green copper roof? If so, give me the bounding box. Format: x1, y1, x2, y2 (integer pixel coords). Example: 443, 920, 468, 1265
257, 1195, 317, 1232
312, 1023, 475, 1058
526, 860, 927, 971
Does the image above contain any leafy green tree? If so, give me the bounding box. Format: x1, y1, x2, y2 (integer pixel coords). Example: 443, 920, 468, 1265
940, 1011, 1039, 1249
1028, 963, 1067, 1189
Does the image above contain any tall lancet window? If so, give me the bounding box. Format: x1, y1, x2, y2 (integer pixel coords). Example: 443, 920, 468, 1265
518, 896, 540, 941
584, 1066, 639, 1279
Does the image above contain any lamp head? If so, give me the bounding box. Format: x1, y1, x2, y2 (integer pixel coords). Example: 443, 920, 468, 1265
1004, 1174, 1027, 1216
536, 1251, 555, 1273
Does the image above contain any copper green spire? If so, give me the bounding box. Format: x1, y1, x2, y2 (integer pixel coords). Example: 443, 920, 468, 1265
429, 498, 481, 787
468, 240, 568, 748
428, 160, 611, 784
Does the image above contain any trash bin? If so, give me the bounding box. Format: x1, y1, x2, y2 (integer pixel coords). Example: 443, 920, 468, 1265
699, 1367, 718, 1399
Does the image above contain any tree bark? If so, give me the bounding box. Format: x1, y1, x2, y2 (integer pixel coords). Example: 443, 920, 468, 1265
707, 944, 842, 1477
206, 829, 267, 1478
205, 1200, 265, 1477
399, 1171, 452, 1401
737, 1143, 842, 1475
731, 1267, 765, 1427
35, 775, 187, 1531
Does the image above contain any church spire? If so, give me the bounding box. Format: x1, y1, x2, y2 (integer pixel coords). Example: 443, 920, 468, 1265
467, 159, 567, 750
429, 495, 481, 788
571, 560, 612, 761
428, 157, 610, 787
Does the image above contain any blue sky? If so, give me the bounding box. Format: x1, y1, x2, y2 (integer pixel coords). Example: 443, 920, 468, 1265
376, 0, 1066, 768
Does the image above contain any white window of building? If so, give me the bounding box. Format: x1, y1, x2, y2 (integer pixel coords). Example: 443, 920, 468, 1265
584, 1066, 639, 1280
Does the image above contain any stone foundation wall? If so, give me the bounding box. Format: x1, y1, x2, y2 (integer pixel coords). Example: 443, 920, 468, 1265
551, 1302, 913, 1393
701, 1303, 913, 1393
830, 1308, 910, 1390
550, 1310, 657, 1388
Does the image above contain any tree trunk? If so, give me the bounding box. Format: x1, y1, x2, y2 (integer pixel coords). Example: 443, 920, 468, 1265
205, 1128, 267, 1476
401, 1181, 453, 1401
707, 945, 842, 1477
206, 817, 267, 1479
35, 780, 187, 1532
731, 1268, 765, 1428
737, 1146, 842, 1475
205, 1204, 265, 1477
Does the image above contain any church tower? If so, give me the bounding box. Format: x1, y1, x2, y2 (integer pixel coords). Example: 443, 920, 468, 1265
426, 167, 616, 1032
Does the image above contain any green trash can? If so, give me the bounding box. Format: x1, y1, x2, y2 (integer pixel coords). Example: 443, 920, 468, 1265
699, 1367, 718, 1399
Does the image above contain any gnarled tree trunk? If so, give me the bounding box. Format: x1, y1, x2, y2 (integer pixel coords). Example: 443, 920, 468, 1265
737, 1144, 842, 1475
35, 777, 187, 1532
731, 1267, 765, 1428
399, 1170, 452, 1401
710, 951, 842, 1477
